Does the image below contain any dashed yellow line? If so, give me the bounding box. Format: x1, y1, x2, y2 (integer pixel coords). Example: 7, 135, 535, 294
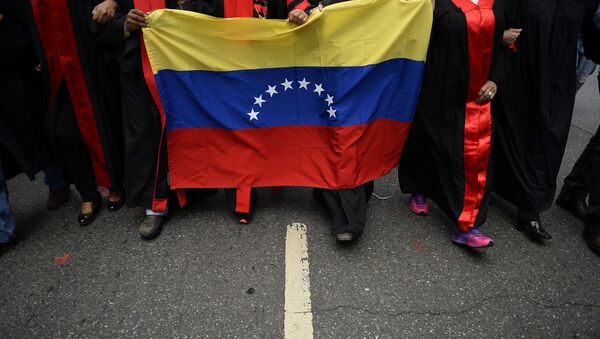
284, 223, 314, 339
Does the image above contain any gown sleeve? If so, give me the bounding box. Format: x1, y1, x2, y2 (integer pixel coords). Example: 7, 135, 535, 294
487, 0, 511, 88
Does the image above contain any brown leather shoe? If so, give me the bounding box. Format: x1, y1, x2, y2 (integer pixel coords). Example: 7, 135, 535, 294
583, 230, 600, 254
47, 186, 70, 210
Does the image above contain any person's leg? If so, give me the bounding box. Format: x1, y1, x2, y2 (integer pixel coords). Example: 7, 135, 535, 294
43, 163, 71, 210
576, 37, 597, 92
51, 85, 100, 225
583, 135, 600, 253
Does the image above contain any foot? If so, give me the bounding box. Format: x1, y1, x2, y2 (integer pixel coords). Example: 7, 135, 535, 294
0, 234, 18, 257
106, 191, 124, 212
556, 192, 588, 221
139, 215, 166, 239
235, 212, 253, 224
451, 228, 494, 248
517, 219, 552, 241
335, 232, 354, 242
409, 194, 429, 215
583, 230, 600, 254
78, 193, 101, 226
47, 185, 70, 210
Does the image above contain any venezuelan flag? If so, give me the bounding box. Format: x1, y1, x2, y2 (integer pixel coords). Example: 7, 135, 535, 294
142, 0, 432, 189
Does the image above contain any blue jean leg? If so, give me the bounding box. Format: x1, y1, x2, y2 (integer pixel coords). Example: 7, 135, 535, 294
0, 161, 16, 243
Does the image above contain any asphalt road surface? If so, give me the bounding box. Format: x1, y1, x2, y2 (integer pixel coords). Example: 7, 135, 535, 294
1, 76, 600, 338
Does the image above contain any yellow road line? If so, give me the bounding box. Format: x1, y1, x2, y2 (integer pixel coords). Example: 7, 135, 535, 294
285, 223, 314, 339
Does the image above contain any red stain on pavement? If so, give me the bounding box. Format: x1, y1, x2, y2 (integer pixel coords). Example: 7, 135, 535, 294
54, 253, 71, 266
412, 240, 426, 253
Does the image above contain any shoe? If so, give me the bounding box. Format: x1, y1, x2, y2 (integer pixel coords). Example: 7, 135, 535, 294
517, 219, 552, 241
106, 192, 124, 212
583, 230, 600, 254
0, 234, 18, 257
77, 192, 101, 226
451, 228, 494, 248
556, 193, 588, 221
409, 194, 429, 215
235, 212, 253, 224
47, 185, 70, 210
335, 232, 354, 242
139, 215, 166, 239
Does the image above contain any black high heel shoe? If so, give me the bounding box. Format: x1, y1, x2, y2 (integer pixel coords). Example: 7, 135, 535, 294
78, 192, 102, 226
106, 193, 124, 212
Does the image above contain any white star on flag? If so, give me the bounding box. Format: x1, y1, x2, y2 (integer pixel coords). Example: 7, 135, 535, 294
327, 106, 337, 118
325, 94, 334, 106
247, 108, 260, 121
314, 83, 324, 96
253, 95, 266, 107
298, 78, 310, 90
281, 79, 293, 91
266, 85, 278, 97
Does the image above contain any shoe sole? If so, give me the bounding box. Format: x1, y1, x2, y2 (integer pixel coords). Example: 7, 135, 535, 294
452, 240, 494, 249
140, 227, 163, 240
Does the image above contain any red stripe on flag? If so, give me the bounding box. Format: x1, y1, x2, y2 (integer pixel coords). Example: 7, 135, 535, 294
166, 120, 411, 190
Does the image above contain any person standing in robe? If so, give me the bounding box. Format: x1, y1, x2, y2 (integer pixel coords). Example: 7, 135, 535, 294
492, 0, 598, 242
180, 0, 313, 225
28, 0, 125, 226
90, 0, 177, 239
555, 1, 600, 253
398, 0, 509, 248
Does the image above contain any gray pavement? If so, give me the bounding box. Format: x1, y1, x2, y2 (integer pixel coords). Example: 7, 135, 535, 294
1, 76, 600, 338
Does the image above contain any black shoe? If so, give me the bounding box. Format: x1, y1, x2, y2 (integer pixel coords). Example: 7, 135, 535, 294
0, 234, 18, 257
583, 230, 600, 254
47, 185, 70, 210
78, 193, 101, 226
517, 219, 552, 241
235, 212, 253, 224
139, 215, 167, 239
556, 192, 588, 221
106, 196, 124, 212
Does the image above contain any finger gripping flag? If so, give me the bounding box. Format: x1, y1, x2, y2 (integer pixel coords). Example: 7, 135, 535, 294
142, 0, 432, 189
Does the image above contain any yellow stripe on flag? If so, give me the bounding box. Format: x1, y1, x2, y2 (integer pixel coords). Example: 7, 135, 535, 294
143, 0, 432, 73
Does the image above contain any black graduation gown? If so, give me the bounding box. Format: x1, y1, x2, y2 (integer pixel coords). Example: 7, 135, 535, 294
91, 0, 176, 210
0, 0, 46, 180
492, 0, 593, 215
29, 0, 123, 191
399, 0, 509, 230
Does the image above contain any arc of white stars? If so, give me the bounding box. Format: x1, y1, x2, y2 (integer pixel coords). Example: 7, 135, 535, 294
247, 108, 260, 121
313, 83, 324, 96
254, 95, 266, 107
327, 106, 337, 118
298, 78, 310, 90
324, 94, 334, 106
281, 79, 293, 91
266, 85, 278, 97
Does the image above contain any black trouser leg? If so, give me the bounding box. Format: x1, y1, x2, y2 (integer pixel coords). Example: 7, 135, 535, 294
561, 125, 600, 201
585, 129, 600, 234
52, 85, 97, 202
317, 181, 373, 238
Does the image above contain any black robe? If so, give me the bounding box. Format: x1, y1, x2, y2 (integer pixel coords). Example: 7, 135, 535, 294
492, 0, 596, 215
399, 0, 509, 230
0, 0, 46, 180
28, 0, 123, 190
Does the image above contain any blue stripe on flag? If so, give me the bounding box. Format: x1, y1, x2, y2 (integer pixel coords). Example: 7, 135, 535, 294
155, 58, 424, 131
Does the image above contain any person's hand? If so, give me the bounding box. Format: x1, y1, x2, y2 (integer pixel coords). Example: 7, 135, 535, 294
309, 3, 324, 14
0, 13, 4, 23
288, 9, 309, 25
476, 80, 497, 103
92, 0, 118, 24
125, 9, 148, 32
502, 28, 522, 46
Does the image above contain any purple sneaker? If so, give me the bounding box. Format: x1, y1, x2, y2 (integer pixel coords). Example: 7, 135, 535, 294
409, 194, 429, 215
451, 228, 494, 248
